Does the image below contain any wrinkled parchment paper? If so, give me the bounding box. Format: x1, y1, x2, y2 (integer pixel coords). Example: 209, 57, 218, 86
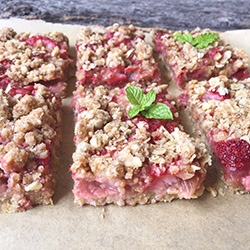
0, 19, 249, 250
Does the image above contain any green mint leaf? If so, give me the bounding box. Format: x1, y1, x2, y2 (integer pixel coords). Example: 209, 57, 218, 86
125, 86, 173, 120
193, 33, 219, 49
128, 105, 143, 118
141, 103, 173, 120
142, 90, 156, 108
125, 86, 145, 106
172, 32, 219, 49
172, 33, 196, 46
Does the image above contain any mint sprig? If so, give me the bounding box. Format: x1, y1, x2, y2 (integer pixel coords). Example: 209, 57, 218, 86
172, 32, 219, 49
125, 86, 173, 120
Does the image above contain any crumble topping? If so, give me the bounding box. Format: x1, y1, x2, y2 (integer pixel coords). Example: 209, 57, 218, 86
72, 84, 210, 181
76, 24, 160, 87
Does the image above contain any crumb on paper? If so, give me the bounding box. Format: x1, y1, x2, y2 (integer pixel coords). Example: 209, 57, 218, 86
206, 187, 218, 197
218, 188, 226, 196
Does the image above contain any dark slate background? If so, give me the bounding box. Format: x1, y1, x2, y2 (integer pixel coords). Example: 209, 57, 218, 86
0, 0, 250, 31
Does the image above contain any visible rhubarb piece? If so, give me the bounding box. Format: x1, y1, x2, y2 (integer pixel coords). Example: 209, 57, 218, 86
76, 24, 161, 88
0, 27, 71, 97
71, 83, 211, 206
153, 28, 249, 88
182, 75, 250, 191
0, 84, 62, 212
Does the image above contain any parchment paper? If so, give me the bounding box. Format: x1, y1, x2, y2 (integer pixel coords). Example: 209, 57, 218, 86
0, 19, 249, 250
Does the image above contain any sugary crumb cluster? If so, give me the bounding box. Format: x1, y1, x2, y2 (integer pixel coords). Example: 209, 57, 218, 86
72, 24, 211, 206
0, 84, 62, 212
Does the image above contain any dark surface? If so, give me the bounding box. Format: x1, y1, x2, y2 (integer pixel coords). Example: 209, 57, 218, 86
0, 0, 250, 31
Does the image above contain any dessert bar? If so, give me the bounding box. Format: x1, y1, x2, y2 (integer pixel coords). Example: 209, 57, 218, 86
181, 76, 250, 191
153, 28, 249, 88
0, 84, 62, 212
76, 24, 161, 88
0, 27, 70, 97
71, 83, 211, 206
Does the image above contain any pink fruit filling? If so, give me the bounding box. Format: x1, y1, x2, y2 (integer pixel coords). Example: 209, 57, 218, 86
202, 90, 230, 102
77, 63, 161, 87
213, 139, 250, 190
24, 36, 68, 59
73, 166, 205, 203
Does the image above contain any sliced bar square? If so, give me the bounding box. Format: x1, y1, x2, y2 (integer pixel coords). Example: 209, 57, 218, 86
71, 83, 211, 206
0, 27, 71, 97
153, 28, 249, 88
76, 24, 161, 88
0, 84, 62, 212
180, 76, 250, 191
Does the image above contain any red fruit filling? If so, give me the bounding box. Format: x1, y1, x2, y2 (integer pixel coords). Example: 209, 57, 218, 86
7, 85, 35, 97
231, 68, 250, 80
78, 63, 161, 87
203, 90, 230, 102
24, 36, 68, 59
73, 169, 205, 202
213, 139, 250, 190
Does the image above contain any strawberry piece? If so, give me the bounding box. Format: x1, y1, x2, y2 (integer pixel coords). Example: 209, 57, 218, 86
214, 139, 250, 186
204, 47, 222, 60
215, 139, 250, 171
231, 68, 250, 80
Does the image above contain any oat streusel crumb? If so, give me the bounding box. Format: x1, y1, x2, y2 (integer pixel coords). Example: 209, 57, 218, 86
76, 24, 161, 87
